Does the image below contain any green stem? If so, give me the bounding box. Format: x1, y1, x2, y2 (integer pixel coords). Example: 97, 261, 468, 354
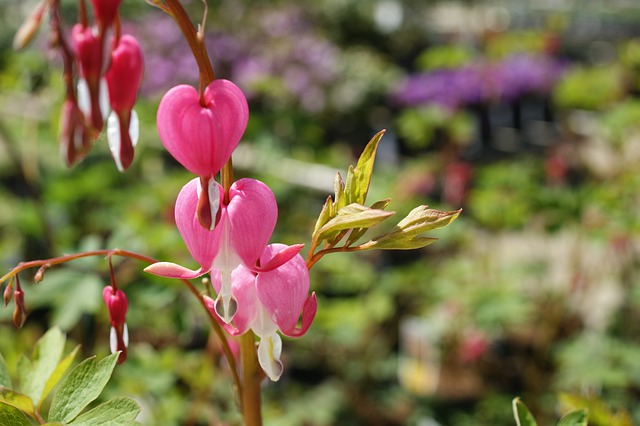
240, 331, 263, 426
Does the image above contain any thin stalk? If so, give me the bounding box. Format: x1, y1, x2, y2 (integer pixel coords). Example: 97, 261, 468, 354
0, 249, 242, 394
240, 331, 263, 426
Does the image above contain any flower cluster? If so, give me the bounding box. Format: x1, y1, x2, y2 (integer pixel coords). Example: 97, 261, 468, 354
392, 54, 565, 109
53, 0, 144, 170
146, 80, 317, 381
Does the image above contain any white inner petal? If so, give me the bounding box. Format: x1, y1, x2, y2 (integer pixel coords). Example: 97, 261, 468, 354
106, 111, 124, 172
257, 333, 284, 382
123, 323, 129, 348
109, 326, 117, 354
207, 177, 220, 231
130, 109, 139, 147
99, 77, 110, 121
77, 78, 90, 117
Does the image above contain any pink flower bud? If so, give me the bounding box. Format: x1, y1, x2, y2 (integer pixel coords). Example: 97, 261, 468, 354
102, 286, 128, 363
157, 80, 249, 177
102, 286, 128, 326
89, 0, 122, 29
3, 282, 13, 307
106, 35, 143, 112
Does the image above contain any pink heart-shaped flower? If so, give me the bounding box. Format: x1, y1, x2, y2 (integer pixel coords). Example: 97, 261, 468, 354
157, 80, 249, 177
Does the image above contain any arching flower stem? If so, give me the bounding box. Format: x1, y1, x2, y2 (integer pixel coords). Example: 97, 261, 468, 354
0, 249, 242, 397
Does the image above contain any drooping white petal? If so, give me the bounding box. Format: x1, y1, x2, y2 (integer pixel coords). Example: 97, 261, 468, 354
109, 326, 117, 354
212, 219, 242, 323
99, 77, 110, 120
252, 303, 278, 339
106, 111, 124, 172
123, 323, 129, 348
130, 109, 139, 147
258, 333, 283, 382
77, 78, 90, 117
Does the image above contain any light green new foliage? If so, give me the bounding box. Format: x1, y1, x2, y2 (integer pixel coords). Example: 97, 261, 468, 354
0, 327, 141, 425
513, 397, 588, 426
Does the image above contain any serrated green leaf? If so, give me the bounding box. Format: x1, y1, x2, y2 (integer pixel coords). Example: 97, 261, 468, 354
345, 130, 385, 205
513, 398, 538, 426
558, 409, 589, 426
360, 206, 460, 250
18, 327, 65, 407
313, 196, 335, 236
40, 345, 81, 409
0, 401, 32, 426
68, 397, 141, 426
317, 203, 394, 242
49, 352, 120, 423
0, 354, 11, 389
0, 388, 35, 418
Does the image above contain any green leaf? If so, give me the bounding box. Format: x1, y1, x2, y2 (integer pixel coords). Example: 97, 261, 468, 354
346, 199, 391, 246
0, 388, 35, 418
513, 397, 538, 426
40, 345, 81, 409
558, 409, 589, 426
0, 354, 11, 389
0, 401, 32, 426
49, 352, 120, 423
68, 397, 141, 426
18, 327, 65, 407
316, 203, 395, 242
345, 130, 385, 205
313, 196, 334, 236
360, 206, 460, 250
334, 172, 347, 211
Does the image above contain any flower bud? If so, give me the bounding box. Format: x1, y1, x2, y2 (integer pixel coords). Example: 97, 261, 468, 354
3, 282, 13, 307
71, 24, 108, 132
13, 0, 47, 51
12, 290, 27, 329
103, 286, 129, 363
59, 99, 91, 167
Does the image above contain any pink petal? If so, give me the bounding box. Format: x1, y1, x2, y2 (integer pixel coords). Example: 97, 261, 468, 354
157, 80, 248, 177
283, 293, 317, 338
250, 244, 304, 273
143, 262, 205, 279
227, 178, 278, 266
174, 178, 223, 269
255, 244, 311, 335
106, 34, 144, 112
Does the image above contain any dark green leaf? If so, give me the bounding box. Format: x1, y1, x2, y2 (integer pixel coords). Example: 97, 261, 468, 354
0, 401, 32, 426
0, 389, 35, 418
49, 352, 119, 423
68, 397, 141, 426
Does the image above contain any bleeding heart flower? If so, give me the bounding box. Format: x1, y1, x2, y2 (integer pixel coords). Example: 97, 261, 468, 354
203, 244, 317, 381
145, 177, 302, 323
71, 24, 109, 132
105, 34, 144, 171
102, 286, 129, 364
156, 80, 249, 178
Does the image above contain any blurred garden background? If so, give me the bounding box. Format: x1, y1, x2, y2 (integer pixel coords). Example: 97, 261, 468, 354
1, 0, 640, 424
